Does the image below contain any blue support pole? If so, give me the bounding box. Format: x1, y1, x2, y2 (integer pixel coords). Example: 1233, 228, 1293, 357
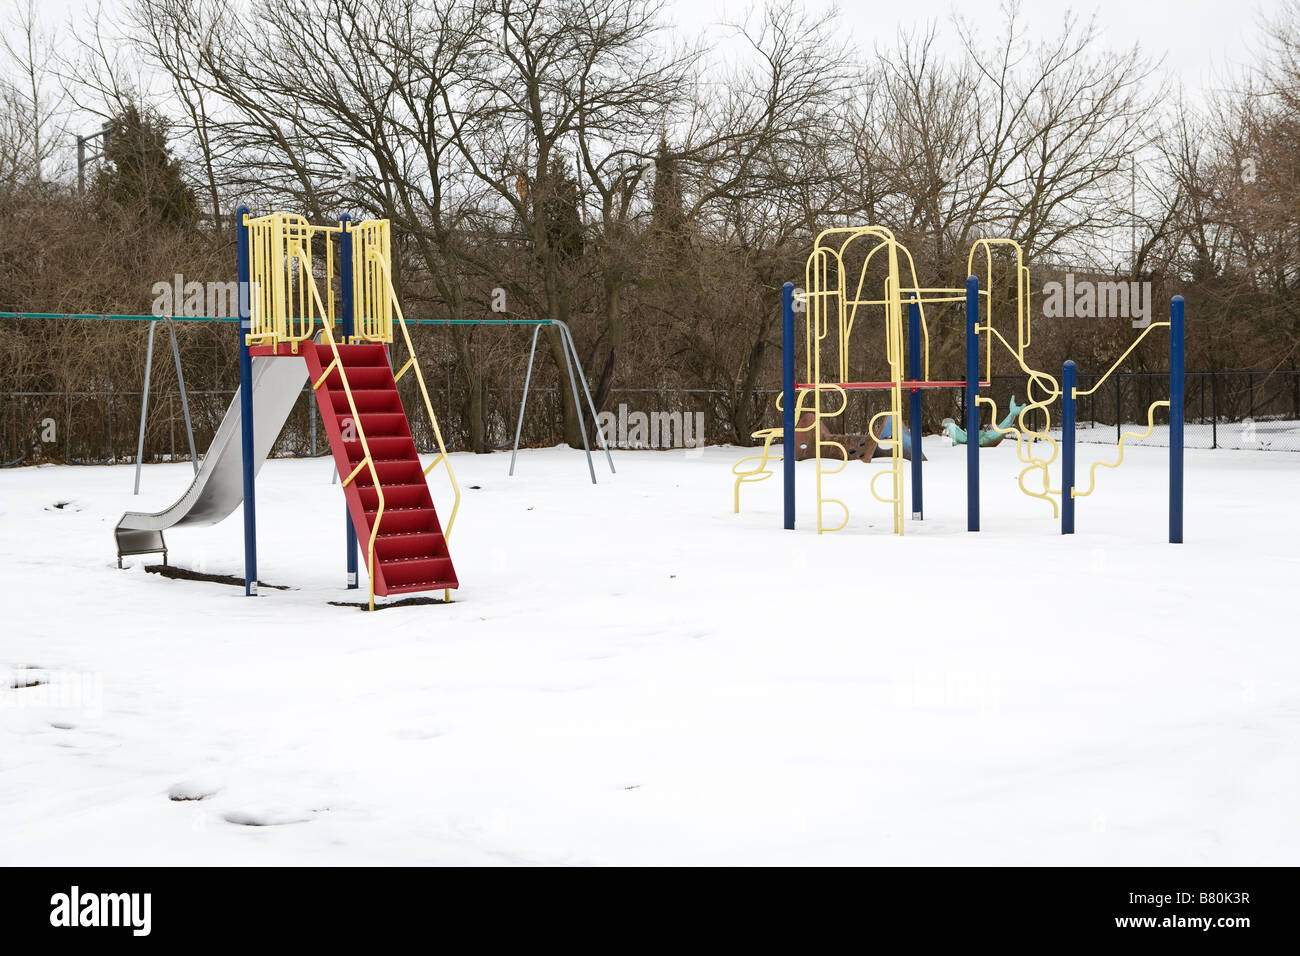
782, 282, 795, 531
965, 276, 980, 532
1170, 296, 1185, 544
907, 295, 923, 520
339, 212, 359, 587
1062, 360, 1076, 534
235, 204, 257, 596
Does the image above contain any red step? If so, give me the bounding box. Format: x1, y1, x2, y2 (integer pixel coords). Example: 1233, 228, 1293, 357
302, 342, 458, 598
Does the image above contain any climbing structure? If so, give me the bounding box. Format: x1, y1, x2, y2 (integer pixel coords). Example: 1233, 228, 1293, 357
732, 224, 1184, 544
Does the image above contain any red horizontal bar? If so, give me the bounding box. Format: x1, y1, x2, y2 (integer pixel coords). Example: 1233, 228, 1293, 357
795, 380, 991, 391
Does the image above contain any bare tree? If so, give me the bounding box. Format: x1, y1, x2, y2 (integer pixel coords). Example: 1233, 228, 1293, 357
1, 0, 69, 184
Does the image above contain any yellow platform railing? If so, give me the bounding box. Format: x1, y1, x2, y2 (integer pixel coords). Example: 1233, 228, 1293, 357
349, 219, 394, 344
245, 212, 340, 352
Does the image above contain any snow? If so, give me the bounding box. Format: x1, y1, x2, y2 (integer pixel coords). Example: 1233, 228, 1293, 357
1, 439, 1297, 865
1061, 418, 1300, 452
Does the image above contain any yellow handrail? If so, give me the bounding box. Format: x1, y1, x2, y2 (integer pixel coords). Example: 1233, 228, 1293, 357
368, 252, 461, 543
288, 243, 387, 611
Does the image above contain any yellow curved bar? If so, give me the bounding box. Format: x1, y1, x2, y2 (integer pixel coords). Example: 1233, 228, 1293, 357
1073, 400, 1171, 498
1072, 322, 1172, 398
819, 497, 850, 534
963, 240, 1064, 517
804, 226, 911, 536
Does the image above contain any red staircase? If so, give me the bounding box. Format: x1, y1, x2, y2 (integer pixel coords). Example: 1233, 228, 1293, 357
304, 342, 458, 597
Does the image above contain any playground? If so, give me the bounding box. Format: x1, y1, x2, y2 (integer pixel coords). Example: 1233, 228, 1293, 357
1, 212, 1297, 866
2, 436, 1297, 865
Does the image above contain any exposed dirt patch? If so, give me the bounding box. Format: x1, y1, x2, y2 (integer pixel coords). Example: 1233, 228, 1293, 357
329, 595, 450, 611
145, 565, 292, 590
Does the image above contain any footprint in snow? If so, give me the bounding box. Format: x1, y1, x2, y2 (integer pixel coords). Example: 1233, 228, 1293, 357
223, 808, 315, 826
168, 779, 222, 802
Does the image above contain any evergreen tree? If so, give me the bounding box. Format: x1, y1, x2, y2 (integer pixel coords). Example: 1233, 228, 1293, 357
541, 157, 583, 262
90, 102, 198, 231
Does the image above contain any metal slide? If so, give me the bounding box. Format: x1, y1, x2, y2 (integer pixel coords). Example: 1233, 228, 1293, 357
114, 356, 309, 565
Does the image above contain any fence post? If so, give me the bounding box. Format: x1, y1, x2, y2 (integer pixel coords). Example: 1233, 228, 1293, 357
1170, 296, 1184, 544
1115, 373, 1122, 443
782, 282, 795, 531
1199, 371, 1205, 429
1211, 370, 1218, 449
1063, 360, 1076, 534
965, 275, 980, 532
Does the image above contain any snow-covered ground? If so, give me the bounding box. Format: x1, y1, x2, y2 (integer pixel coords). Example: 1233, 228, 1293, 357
1, 439, 1297, 865
1063, 418, 1300, 452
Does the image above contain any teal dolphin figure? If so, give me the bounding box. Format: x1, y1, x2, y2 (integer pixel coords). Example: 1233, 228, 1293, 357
941, 396, 1027, 447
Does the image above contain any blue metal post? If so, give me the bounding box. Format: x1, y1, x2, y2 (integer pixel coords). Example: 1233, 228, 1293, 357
340, 212, 359, 587
907, 295, 923, 520
1062, 360, 1076, 534
236, 205, 257, 596
782, 282, 795, 531
965, 276, 980, 532
1170, 296, 1184, 544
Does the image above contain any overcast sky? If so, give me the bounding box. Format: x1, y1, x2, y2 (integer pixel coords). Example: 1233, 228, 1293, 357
666, 0, 1276, 101
8, 0, 1286, 138
15, 0, 1281, 102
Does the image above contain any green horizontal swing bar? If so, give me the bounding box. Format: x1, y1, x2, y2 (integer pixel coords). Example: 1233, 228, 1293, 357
0, 312, 555, 326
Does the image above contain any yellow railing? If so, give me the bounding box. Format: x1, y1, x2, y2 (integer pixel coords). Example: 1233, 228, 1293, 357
300, 259, 386, 611
349, 219, 394, 344
246, 212, 339, 352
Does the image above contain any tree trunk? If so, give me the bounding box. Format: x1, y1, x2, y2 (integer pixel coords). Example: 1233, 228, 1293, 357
540, 257, 583, 448
450, 325, 487, 453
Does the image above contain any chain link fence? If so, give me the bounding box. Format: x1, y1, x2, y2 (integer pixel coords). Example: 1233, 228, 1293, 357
3, 369, 1298, 465
978, 369, 1300, 452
